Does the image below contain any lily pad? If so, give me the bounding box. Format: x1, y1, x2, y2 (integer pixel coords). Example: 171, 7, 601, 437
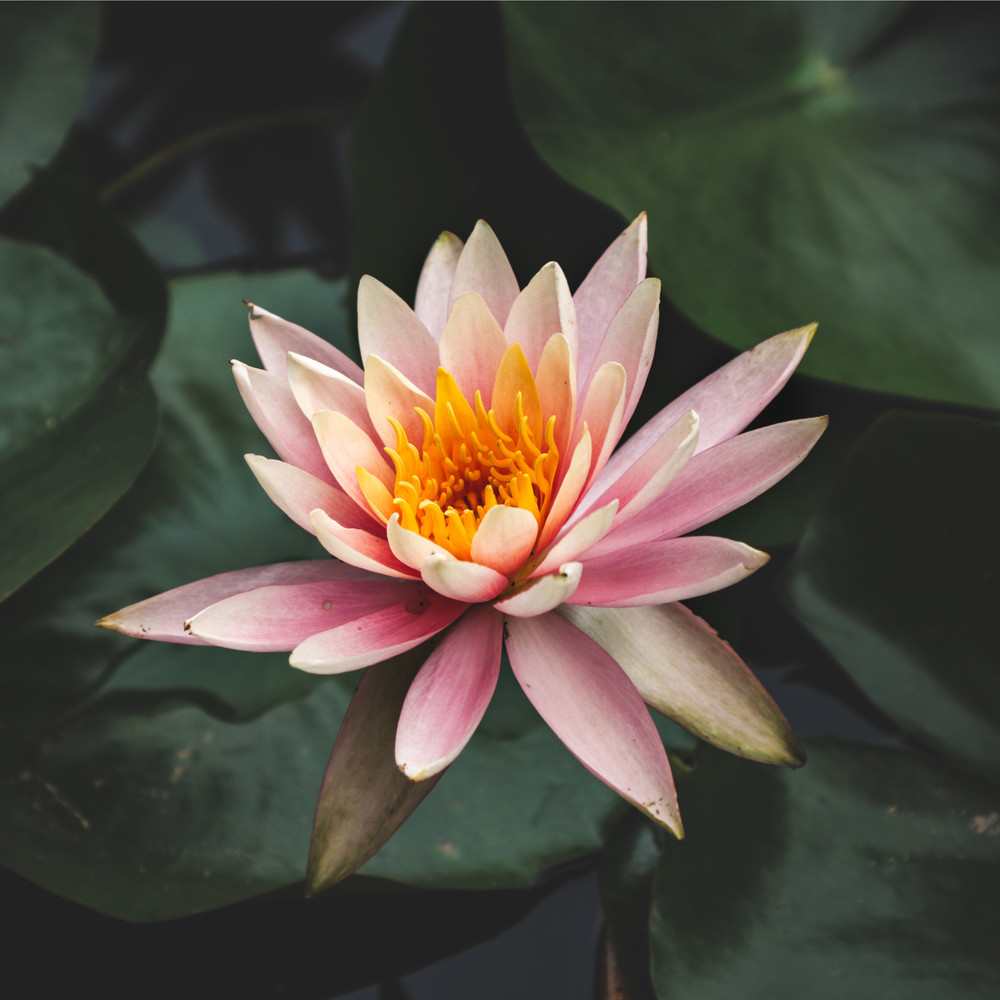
0, 269, 624, 920
503, 2, 1000, 409
0, 3, 100, 208
783, 411, 1000, 786
644, 743, 1000, 999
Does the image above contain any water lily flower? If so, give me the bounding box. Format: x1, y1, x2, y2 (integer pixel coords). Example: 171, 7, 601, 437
100, 216, 825, 888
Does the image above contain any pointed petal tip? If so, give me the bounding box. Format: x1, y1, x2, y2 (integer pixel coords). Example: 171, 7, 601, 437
397, 758, 446, 782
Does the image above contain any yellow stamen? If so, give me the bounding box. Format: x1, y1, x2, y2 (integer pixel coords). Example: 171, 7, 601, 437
373, 349, 559, 561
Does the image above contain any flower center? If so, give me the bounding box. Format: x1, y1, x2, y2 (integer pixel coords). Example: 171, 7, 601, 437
385, 356, 559, 561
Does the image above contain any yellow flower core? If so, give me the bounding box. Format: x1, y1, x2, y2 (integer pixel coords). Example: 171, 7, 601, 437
383, 348, 559, 561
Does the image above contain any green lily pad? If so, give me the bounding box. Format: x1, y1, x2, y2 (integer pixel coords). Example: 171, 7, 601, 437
0, 3, 100, 208
0, 269, 624, 921
0, 238, 159, 601
642, 743, 1000, 999
783, 411, 1000, 786
503, 2, 1000, 409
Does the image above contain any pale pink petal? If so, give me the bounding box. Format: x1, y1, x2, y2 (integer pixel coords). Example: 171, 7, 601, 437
505, 612, 681, 835
469, 504, 538, 576
364, 355, 435, 448
575, 361, 626, 491
573, 214, 647, 385
569, 537, 768, 608
312, 409, 393, 521
531, 501, 618, 577
396, 605, 503, 779
421, 553, 509, 602
233, 362, 331, 483
587, 417, 828, 557
536, 428, 592, 551
449, 220, 520, 326
582, 411, 699, 528
494, 562, 581, 617
414, 230, 464, 339
96, 561, 358, 645
438, 292, 508, 402
600, 325, 816, 492
534, 333, 576, 462
357, 275, 439, 395
503, 262, 577, 372
561, 604, 805, 766
386, 513, 453, 573
286, 352, 376, 436
247, 302, 363, 384
245, 454, 370, 534
187, 576, 420, 652
311, 509, 417, 580
583, 277, 659, 432
290, 594, 467, 674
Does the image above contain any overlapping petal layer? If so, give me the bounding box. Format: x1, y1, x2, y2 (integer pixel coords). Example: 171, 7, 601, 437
101, 217, 824, 889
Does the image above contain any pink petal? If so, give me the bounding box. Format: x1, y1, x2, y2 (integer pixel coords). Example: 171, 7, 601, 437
312, 409, 393, 521
421, 553, 509, 603
583, 277, 659, 432
599, 325, 815, 492
311, 509, 417, 579
503, 262, 577, 372
573, 214, 647, 387
96, 560, 359, 645
531, 501, 618, 576
536, 428, 592, 551
363, 355, 435, 449
414, 230, 464, 339
395, 605, 503, 779
245, 454, 369, 534
247, 302, 362, 385
534, 333, 576, 462
494, 562, 582, 617
438, 292, 508, 402
569, 537, 769, 608
286, 352, 375, 435
575, 361, 626, 492
233, 362, 331, 483
290, 593, 467, 674
187, 575, 421, 652
561, 603, 805, 766
357, 275, 439, 395
449, 220, 520, 327
469, 504, 539, 576
587, 416, 828, 557
505, 611, 681, 834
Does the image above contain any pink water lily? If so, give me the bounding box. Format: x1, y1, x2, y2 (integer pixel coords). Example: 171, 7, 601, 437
100, 216, 825, 886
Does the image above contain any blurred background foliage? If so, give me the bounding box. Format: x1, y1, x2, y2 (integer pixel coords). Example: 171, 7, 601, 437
0, 3, 997, 998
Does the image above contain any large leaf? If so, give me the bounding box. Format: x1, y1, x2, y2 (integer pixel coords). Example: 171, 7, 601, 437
642, 743, 1000, 999
783, 412, 1000, 786
503, 2, 1000, 409
0, 237, 159, 600
0, 3, 100, 208
0, 269, 623, 920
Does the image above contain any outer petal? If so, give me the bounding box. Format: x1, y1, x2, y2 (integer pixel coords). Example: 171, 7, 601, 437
569, 537, 769, 607
503, 261, 578, 372
186, 576, 421, 652
414, 230, 464, 339
290, 593, 467, 674
96, 561, 360, 645
449, 220, 520, 327
505, 612, 682, 835
573, 213, 647, 385
312, 509, 417, 579
438, 292, 508, 403
587, 417, 828, 557
247, 302, 363, 384
357, 275, 439, 395
561, 603, 805, 766
600, 325, 816, 488
245, 454, 369, 534
233, 362, 331, 483
470, 504, 539, 576
395, 605, 503, 779
494, 562, 582, 617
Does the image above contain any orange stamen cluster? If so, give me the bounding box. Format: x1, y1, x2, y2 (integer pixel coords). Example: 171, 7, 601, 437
383, 356, 559, 561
